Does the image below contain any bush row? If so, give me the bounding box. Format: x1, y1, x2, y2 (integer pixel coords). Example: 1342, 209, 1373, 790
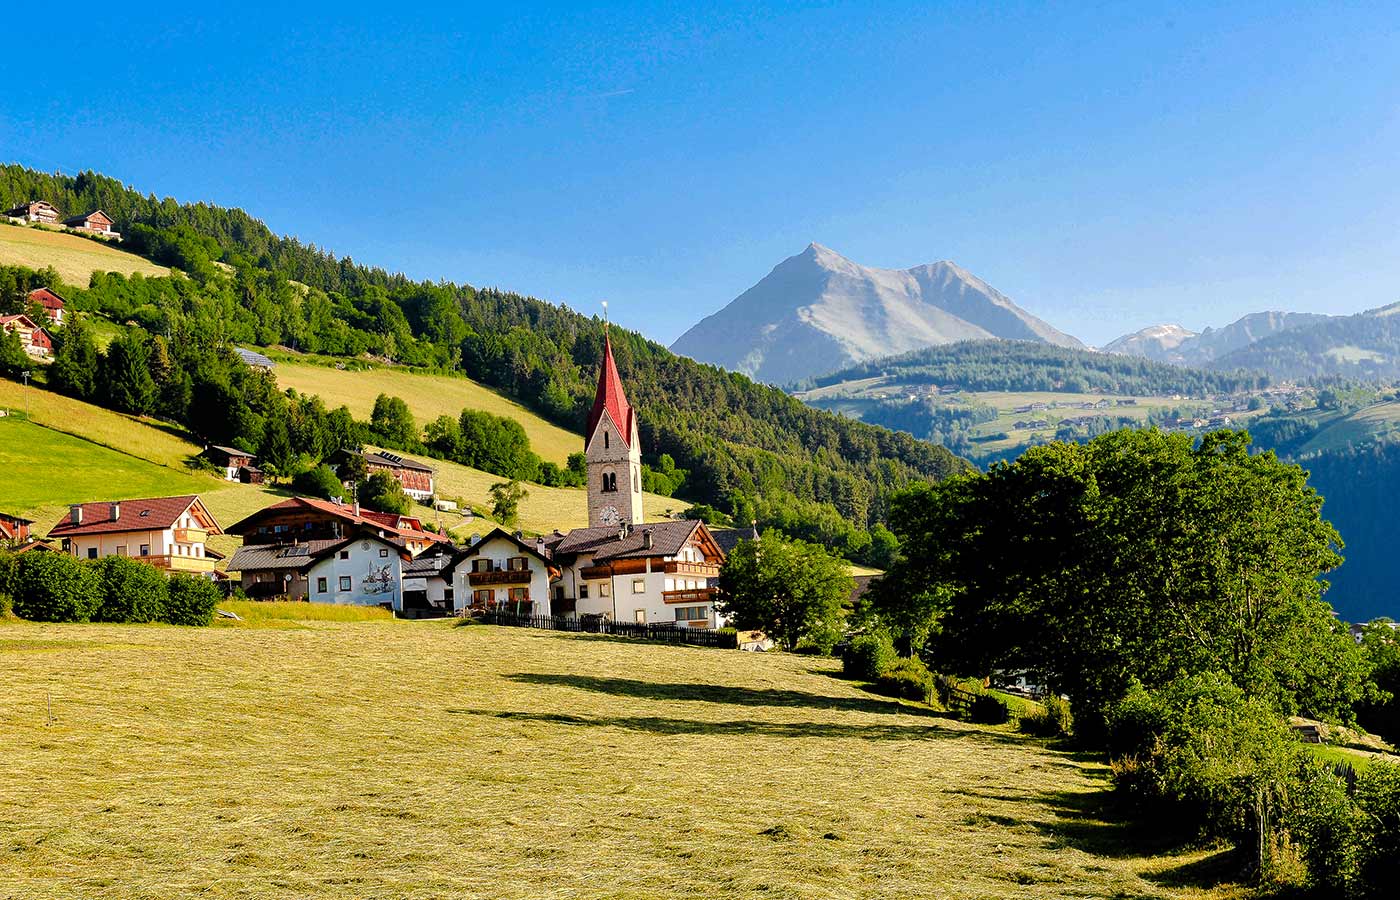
0, 552, 219, 626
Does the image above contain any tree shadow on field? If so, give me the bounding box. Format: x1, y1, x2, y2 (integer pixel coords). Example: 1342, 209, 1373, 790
1033, 789, 1247, 891
506, 672, 956, 719
447, 707, 1021, 743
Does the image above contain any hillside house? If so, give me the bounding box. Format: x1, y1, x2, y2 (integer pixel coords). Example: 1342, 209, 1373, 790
0, 512, 34, 545
234, 347, 275, 371
401, 546, 459, 617
449, 528, 555, 616
62, 209, 119, 238
338, 449, 436, 501
26, 288, 66, 326
47, 495, 224, 573
225, 496, 449, 558
227, 527, 409, 604
6, 200, 61, 224
200, 445, 262, 483
0, 314, 53, 358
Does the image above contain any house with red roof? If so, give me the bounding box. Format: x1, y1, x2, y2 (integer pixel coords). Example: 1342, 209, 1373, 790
6, 200, 60, 224
27, 287, 66, 326
0, 314, 53, 358
1, 512, 34, 545
225, 496, 449, 559
47, 495, 224, 573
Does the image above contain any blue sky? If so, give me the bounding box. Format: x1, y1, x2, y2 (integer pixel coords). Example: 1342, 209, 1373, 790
4, 2, 1400, 346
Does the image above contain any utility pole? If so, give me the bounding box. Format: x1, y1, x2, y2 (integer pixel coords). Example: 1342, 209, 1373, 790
21, 370, 30, 420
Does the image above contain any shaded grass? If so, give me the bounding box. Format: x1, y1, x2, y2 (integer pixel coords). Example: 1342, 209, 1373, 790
0, 622, 1255, 899
216, 600, 396, 626
0, 222, 168, 285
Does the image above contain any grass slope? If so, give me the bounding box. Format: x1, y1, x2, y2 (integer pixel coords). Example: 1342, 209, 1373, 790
0, 621, 1250, 900
0, 223, 167, 285
1299, 401, 1400, 455
272, 355, 581, 465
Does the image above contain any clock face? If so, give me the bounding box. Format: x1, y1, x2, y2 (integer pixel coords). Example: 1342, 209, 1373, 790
600, 505, 620, 525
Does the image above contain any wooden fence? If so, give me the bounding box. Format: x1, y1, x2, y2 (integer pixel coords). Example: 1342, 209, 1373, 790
477, 610, 739, 649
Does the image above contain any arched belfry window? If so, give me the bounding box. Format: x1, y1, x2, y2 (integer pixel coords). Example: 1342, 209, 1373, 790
603, 472, 618, 493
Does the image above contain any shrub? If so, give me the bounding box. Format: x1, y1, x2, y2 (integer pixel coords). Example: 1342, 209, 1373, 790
292, 464, 346, 501
92, 556, 169, 623
969, 692, 1011, 725
933, 673, 962, 707
1291, 761, 1364, 896
1352, 763, 1400, 896
164, 573, 220, 626
1020, 695, 1074, 737
12, 552, 101, 622
874, 657, 934, 702
842, 630, 896, 681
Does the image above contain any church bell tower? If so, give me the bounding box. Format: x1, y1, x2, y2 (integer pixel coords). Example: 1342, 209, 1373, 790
585, 331, 644, 529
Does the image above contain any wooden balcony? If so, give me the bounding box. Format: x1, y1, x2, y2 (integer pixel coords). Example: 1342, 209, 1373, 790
172, 527, 208, 543
140, 554, 218, 573
663, 588, 716, 604
664, 561, 719, 577
579, 564, 612, 580
468, 568, 532, 586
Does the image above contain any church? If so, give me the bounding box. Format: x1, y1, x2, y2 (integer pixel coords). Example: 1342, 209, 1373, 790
539, 332, 733, 628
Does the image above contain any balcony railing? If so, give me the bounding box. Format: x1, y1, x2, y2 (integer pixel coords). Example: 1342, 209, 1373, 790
579, 564, 612, 580
663, 561, 719, 577
468, 568, 532, 586
172, 527, 208, 543
663, 588, 716, 604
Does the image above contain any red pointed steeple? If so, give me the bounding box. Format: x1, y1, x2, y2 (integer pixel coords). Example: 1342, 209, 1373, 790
587, 332, 634, 448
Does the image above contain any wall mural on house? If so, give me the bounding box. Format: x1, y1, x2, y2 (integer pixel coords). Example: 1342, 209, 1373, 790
363, 563, 395, 595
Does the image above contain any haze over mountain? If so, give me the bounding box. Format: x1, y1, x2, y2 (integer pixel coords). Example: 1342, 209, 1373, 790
1104, 312, 1335, 367
670, 243, 1084, 385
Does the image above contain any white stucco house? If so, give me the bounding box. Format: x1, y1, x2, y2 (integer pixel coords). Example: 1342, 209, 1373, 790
448, 528, 554, 616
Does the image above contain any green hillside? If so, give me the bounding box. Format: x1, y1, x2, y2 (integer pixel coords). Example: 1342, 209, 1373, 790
0, 620, 1247, 900
271, 354, 580, 465
0, 221, 168, 284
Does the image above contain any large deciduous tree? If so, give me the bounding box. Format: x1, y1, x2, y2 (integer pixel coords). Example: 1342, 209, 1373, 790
718, 531, 852, 651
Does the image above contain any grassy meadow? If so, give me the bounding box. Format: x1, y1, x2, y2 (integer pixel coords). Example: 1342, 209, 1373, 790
0, 223, 168, 285
272, 356, 581, 464
0, 619, 1253, 900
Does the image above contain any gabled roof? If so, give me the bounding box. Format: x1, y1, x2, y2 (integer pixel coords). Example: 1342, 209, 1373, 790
710, 525, 759, 556
458, 526, 550, 561
225, 496, 448, 545
363, 449, 434, 473
0, 511, 35, 526
226, 529, 410, 572
554, 519, 720, 563
27, 287, 66, 309
63, 209, 112, 226
586, 333, 635, 448
48, 495, 221, 538
404, 549, 458, 578
203, 444, 256, 460
0, 314, 40, 329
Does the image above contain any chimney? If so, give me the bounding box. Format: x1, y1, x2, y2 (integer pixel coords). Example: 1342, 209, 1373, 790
353, 501, 360, 516
110, 502, 120, 521
70, 505, 83, 525
643, 530, 654, 550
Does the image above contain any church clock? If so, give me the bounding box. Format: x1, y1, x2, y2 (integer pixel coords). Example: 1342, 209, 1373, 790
599, 505, 621, 526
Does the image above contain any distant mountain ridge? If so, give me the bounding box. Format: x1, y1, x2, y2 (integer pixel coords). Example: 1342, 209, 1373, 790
1104, 312, 1334, 366
671, 243, 1083, 385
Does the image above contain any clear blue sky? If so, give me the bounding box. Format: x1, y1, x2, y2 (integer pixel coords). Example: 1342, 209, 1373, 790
4, 2, 1399, 347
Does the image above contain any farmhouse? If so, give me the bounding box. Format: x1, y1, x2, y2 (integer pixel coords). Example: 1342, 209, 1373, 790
449, 528, 555, 616
0, 314, 54, 358
226, 496, 449, 559
200, 445, 262, 483
0, 511, 34, 545
27, 287, 66, 326
62, 209, 119, 238
46, 495, 224, 573
361, 449, 436, 501
226, 527, 410, 604
400, 546, 459, 617
6, 200, 61, 224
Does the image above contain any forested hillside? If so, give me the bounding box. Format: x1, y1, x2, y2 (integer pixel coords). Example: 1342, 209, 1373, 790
0, 165, 969, 558
805, 340, 1269, 395
1213, 304, 1400, 378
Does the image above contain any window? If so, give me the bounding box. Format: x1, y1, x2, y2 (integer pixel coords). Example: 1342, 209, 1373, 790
508, 588, 528, 602
139, 544, 149, 557
473, 558, 494, 573
339, 550, 350, 560
507, 556, 528, 571
675, 606, 708, 621
316, 577, 328, 593
602, 472, 617, 493
473, 589, 493, 606
632, 578, 645, 594
579, 583, 589, 599
87, 547, 98, 560
444, 588, 454, 605
116, 545, 127, 557
604, 430, 610, 450
379, 548, 389, 558
634, 609, 646, 624
339, 576, 352, 591
600, 582, 611, 597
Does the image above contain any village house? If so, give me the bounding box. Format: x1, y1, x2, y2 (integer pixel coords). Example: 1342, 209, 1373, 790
27, 287, 66, 326
449, 528, 555, 616
234, 347, 275, 371
0, 511, 34, 545
361, 449, 436, 501
400, 545, 459, 617
46, 495, 224, 573
0, 314, 54, 358
200, 445, 263, 483
225, 496, 449, 560
227, 527, 410, 604
6, 200, 61, 224
62, 209, 119, 238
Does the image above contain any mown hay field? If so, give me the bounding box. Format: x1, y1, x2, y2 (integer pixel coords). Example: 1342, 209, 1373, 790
0, 223, 169, 285
0, 619, 1252, 900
